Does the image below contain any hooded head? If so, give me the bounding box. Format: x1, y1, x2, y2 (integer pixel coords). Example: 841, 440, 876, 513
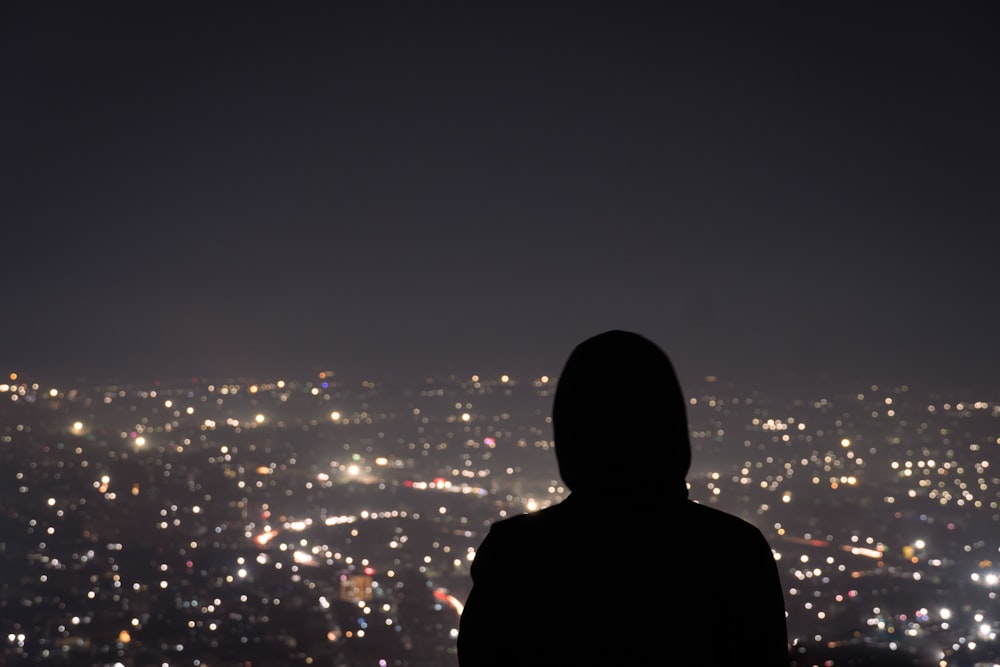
552, 330, 691, 498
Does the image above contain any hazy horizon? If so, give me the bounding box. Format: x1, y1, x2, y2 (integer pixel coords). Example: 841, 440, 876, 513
4, 2, 998, 397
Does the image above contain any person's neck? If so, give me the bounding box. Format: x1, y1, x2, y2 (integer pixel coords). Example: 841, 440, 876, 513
565, 481, 688, 507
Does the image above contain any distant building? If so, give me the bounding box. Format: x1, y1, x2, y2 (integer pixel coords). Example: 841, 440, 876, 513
340, 572, 374, 603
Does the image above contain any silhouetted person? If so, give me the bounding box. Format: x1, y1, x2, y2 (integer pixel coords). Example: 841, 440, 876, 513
458, 330, 788, 666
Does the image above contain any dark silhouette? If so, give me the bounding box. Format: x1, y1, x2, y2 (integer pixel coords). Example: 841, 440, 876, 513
458, 330, 789, 666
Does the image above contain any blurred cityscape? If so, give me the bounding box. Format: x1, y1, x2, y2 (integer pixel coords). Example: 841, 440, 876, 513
1, 370, 998, 667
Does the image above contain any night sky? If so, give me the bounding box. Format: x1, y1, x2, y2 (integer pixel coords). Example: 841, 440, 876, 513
3, 2, 999, 395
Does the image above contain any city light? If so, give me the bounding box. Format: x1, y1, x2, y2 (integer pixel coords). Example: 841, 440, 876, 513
1, 372, 997, 665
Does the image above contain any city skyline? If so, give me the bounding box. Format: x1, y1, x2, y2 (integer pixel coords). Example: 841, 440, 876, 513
2, 368, 998, 665
4, 2, 999, 395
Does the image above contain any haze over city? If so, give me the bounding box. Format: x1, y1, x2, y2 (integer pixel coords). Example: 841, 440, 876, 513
3, 360, 999, 665
3, 2, 999, 396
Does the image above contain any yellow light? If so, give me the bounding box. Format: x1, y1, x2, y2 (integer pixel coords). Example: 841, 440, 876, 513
118, 630, 131, 644
135, 436, 146, 447
841, 438, 851, 448
330, 411, 341, 421
72, 421, 83, 433
255, 414, 265, 423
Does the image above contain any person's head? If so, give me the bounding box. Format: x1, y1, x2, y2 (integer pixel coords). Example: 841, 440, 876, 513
552, 330, 691, 496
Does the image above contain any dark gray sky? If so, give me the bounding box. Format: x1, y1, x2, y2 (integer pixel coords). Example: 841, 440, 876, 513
3, 2, 999, 395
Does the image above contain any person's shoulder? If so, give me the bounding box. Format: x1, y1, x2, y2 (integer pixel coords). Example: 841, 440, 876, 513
682, 498, 755, 524
488, 502, 568, 534
479, 501, 584, 553
472, 504, 570, 570
682, 499, 769, 537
